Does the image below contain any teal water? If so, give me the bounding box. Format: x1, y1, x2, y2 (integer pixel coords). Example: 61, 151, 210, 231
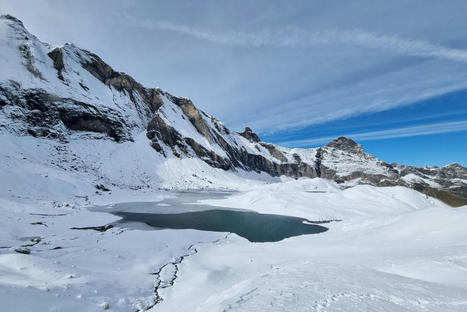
103, 192, 328, 243
115, 209, 328, 243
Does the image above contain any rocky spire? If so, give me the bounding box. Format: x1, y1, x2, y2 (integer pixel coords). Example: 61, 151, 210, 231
239, 127, 260, 143
325, 136, 364, 153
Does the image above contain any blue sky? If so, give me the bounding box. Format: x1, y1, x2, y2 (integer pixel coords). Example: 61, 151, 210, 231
263, 89, 467, 166
1, 0, 466, 166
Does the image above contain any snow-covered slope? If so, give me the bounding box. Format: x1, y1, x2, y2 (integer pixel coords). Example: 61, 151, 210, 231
0, 14, 317, 186
157, 192, 467, 312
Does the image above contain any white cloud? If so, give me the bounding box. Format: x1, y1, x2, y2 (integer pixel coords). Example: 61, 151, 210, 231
277, 120, 467, 147
243, 70, 467, 134
129, 17, 467, 64
123, 16, 467, 136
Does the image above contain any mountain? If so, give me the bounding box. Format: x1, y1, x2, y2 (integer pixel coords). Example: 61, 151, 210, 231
1, 14, 466, 205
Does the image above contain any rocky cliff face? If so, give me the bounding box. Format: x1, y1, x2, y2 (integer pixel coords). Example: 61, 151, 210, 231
144, 89, 319, 177
0, 15, 159, 143
1, 15, 466, 205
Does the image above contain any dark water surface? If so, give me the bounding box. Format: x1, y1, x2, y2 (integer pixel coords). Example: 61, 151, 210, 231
115, 209, 328, 242
104, 192, 328, 243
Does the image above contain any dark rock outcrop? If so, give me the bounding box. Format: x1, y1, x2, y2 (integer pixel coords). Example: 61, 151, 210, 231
240, 127, 260, 143
314, 148, 323, 177
0, 83, 131, 141
325, 136, 363, 154
48, 47, 65, 80
81, 50, 164, 115
259, 143, 288, 162
146, 108, 318, 178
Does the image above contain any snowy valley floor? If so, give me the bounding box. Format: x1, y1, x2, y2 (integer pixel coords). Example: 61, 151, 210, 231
1, 182, 467, 311
1, 136, 467, 311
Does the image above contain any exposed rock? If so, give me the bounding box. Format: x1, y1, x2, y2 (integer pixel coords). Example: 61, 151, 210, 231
58, 104, 127, 142
146, 107, 320, 178
314, 148, 323, 177
48, 47, 65, 80
184, 137, 232, 170
0, 83, 131, 141
15, 247, 31, 254
240, 127, 260, 142
411, 183, 467, 207
326, 136, 363, 154
259, 143, 287, 162
71, 225, 114, 232
95, 184, 110, 192
317, 139, 467, 206
147, 115, 187, 155
22, 52, 45, 84
81, 50, 163, 115
1, 14, 24, 26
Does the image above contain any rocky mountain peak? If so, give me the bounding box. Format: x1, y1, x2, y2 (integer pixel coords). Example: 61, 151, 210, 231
1, 14, 24, 25
239, 127, 260, 142
0, 14, 30, 40
325, 136, 363, 153
440, 163, 467, 179
0, 14, 30, 37
445, 163, 464, 169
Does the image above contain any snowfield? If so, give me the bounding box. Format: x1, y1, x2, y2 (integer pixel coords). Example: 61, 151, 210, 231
200, 178, 443, 220
1, 130, 467, 311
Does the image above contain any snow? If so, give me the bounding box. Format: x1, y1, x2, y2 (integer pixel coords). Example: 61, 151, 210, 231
1, 130, 466, 311
156, 92, 295, 165
402, 173, 442, 187
1, 14, 467, 312
0, 129, 279, 310
321, 146, 391, 176
200, 178, 443, 220
158, 97, 229, 158
1, 98, 466, 311
286, 144, 393, 178
0, 16, 150, 137
155, 157, 276, 190
0, 13, 306, 173
156, 190, 467, 312
1, 132, 467, 311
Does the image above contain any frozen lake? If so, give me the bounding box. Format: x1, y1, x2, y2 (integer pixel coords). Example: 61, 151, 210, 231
100, 192, 328, 242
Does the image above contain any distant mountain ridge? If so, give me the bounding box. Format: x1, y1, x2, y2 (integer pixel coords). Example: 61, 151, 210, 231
1, 14, 466, 206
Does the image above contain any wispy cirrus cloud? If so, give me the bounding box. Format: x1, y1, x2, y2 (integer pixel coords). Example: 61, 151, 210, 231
277, 120, 467, 147
127, 17, 467, 64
